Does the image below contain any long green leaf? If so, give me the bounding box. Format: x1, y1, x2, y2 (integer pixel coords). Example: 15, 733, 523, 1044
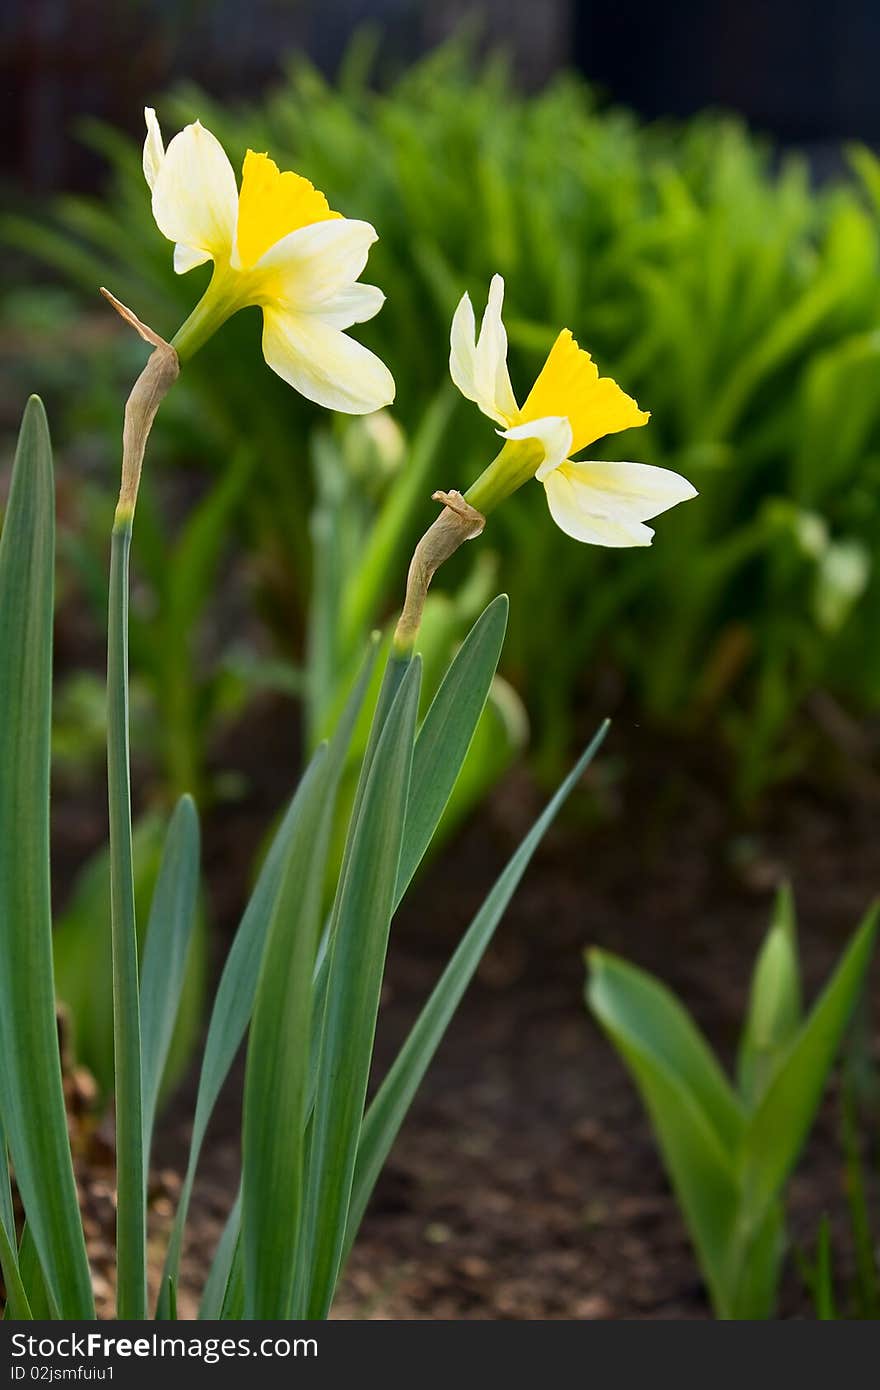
301, 657, 421, 1318
0, 1117, 28, 1319
740, 904, 878, 1220
394, 594, 508, 903
842, 1071, 880, 1319
0, 397, 94, 1317
140, 795, 201, 1159
218, 1240, 245, 1321
346, 721, 609, 1257
811, 1216, 838, 1320
588, 952, 746, 1150
0, 1117, 15, 1249
241, 747, 331, 1318
199, 1187, 242, 1320
737, 883, 802, 1106
0, 1219, 31, 1320
156, 638, 377, 1317
727, 1199, 785, 1319
154, 779, 315, 1318
13, 1227, 56, 1319
587, 952, 744, 1317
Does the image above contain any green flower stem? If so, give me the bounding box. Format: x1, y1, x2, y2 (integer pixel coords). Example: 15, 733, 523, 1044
107, 513, 146, 1320
463, 436, 544, 516
171, 268, 243, 362
102, 309, 179, 1319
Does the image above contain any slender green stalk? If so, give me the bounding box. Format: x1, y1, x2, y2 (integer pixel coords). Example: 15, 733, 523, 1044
99, 302, 178, 1320
107, 514, 146, 1319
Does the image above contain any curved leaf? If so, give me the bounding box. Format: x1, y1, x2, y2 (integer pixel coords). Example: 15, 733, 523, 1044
0, 398, 93, 1317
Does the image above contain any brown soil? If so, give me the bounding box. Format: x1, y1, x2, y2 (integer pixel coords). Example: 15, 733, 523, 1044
91, 710, 879, 1322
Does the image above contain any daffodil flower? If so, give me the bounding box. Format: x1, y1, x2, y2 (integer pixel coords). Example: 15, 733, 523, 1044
142, 108, 394, 414
451, 275, 696, 544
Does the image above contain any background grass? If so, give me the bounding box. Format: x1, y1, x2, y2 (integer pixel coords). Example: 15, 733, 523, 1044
4, 33, 880, 804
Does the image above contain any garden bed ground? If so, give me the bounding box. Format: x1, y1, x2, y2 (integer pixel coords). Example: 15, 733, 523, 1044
59, 698, 879, 1319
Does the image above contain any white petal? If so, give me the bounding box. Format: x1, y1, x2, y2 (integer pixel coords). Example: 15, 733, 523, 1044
543, 466, 655, 546
143, 108, 164, 191
151, 121, 238, 264
501, 415, 573, 478
566, 460, 698, 521
449, 290, 479, 401
251, 218, 378, 304
173, 242, 212, 275
313, 283, 385, 330
262, 307, 395, 414
475, 274, 518, 424
542, 459, 697, 547
448, 276, 517, 427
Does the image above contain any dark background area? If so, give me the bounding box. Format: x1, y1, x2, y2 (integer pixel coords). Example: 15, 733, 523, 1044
575, 0, 880, 142
4, 0, 880, 196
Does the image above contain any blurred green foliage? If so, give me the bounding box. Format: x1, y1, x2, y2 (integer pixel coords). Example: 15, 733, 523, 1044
5, 33, 880, 799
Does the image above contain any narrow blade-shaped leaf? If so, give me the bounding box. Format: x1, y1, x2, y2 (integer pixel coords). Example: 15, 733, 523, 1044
740, 904, 878, 1219
12, 1226, 55, 1319
0, 1218, 31, 1320
199, 1187, 242, 1320
587, 952, 743, 1317
346, 721, 609, 1256
0, 1118, 28, 1319
728, 1199, 785, 1319
0, 1117, 14, 1247
588, 951, 746, 1150
218, 1243, 245, 1321
140, 795, 201, 1158
154, 781, 307, 1318
242, 748, 331, 1317
395, 594, 508, 903
811, 1216, 838, 1320
301, 657, 421, 1318
737, 883, 802, 1106
156, 638, 377, 1317
0, 398, 93, 1317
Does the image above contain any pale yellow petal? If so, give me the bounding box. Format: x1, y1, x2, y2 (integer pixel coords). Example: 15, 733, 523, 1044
500, 415, 573, 478
523, 329, 649, 454
542, 459, 696, 547
448, 276, 518, 427
251, 218, 378, 308
449, 290, 479, 403
261, 307, 395, 414
143, 107, 164, 191
151, 121, 238, 265
311, 283, 385, 330
566, 460, 698, 521
173, 242, 212, 274
475, 274, 518, 424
